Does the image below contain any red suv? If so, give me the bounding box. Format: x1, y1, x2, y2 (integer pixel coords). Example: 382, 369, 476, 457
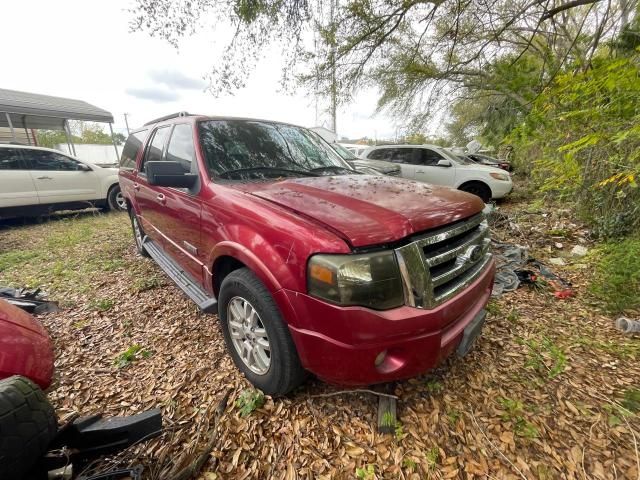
118, 113, 495, 395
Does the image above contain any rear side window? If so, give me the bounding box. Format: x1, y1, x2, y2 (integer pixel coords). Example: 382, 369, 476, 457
390, 148, 416, 164
23, 151, 81, 171
141, 126, 171, 172
166, 124, 196, 173
367, 149, 391, 160
0, 148, 24, 170
120, 129, 148, 170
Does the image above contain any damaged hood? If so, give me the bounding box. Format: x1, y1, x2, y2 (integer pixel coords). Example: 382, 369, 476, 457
230, 175, 484, 247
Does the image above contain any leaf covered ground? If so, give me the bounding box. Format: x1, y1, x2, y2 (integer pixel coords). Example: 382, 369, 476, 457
0, 198, 638, 479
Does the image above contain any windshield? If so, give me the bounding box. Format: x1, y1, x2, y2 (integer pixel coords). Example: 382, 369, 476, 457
454, 154, 476, 165
198, 120, 353, 180
330, 143, 358, 160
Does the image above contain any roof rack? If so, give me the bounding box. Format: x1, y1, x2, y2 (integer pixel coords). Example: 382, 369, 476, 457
143, 111, 190, 126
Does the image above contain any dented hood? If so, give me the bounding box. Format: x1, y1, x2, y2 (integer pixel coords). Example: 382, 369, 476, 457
231, 175, 484, 247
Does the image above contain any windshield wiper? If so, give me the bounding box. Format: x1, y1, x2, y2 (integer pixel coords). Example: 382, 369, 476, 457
218, 166, 319, 179
311, 166, 358, 175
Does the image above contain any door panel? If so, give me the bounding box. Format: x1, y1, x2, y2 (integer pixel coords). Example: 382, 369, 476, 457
135, 126, 172, 245
0, 148, 39, 207
412, 148, 456, 187
24, 151, 100, 204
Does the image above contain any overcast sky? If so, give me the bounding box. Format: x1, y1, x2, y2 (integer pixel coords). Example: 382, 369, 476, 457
2, 0, 416, 141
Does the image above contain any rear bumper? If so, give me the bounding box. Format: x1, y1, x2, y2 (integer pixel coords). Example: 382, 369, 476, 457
277, 259, 495, 385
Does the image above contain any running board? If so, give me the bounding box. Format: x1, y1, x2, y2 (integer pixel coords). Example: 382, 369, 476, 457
142, 238, 218, 314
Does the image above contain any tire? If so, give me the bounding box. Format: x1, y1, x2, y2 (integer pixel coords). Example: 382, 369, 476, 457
130, 210, 150, 258
219, 268, 306, 396
107, 185, 127, 212
0, 376, 57, 480
459, 181, 492, 203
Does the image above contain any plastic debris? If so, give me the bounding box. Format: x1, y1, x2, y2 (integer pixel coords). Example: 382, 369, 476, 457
571, 245, 589, 257
616, 317, 640, 334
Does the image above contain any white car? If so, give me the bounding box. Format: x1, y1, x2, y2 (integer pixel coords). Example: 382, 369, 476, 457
359, 144, 512, 202
0, 144, 125, 219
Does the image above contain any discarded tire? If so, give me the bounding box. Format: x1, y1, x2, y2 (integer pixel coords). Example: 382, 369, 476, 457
0, 376, 57, 479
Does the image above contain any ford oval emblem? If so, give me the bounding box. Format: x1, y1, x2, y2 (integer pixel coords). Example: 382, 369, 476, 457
457, 245, 482, 266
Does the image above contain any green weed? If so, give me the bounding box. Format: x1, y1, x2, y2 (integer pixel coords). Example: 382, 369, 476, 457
133, 276, 163, 292
498, 397, 539, 439
90, 298, 115, 312
425, 446, 439, 471
355, 465, 375, 479
236, 389, 265, 417
519, 336, 567, 378
485, 300, 502, 316
425, 379, 444, 394
114, 344, 151, 368
402, 458, 416, 471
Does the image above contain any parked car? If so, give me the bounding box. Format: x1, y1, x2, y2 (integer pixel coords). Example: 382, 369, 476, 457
466, 153, 511, 171
329, 142, 401, 176
0, 144, 126, 220
119, 113, 495, 395
339, 143, 368, 157
359, 144, 512, 202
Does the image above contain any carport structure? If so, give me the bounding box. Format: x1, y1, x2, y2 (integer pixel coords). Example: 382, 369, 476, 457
0, 87, 119, 161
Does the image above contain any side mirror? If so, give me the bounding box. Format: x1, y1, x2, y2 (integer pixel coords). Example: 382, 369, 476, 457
77, 163, 92, 172
436, 159, 452, 167
146, 161, 197, 188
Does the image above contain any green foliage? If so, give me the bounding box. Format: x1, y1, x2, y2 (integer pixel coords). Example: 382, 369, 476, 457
355, 465, 375, 479
401, 458, 416, 471
37, 123, 120, 149
424, 446, 439, 471
114, 344, 151, 368
90, 298, 115, 312
509, 52, 640, 238
498, 398, 539, 439
589, 236, 640, 312
236, 389, 265, 417
519, 336, 567, 379
425, 379, 443, 394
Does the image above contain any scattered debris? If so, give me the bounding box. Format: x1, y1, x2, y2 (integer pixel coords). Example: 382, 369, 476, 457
549, 257, 566, 266
616, 317, 640, 334
0, 286, 59, 313
571, 245, 589, 257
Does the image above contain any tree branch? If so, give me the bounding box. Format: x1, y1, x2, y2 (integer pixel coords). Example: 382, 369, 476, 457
541, 0, 601, 21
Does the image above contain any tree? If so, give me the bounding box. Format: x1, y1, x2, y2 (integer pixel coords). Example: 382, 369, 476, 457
129, 0, 628, 133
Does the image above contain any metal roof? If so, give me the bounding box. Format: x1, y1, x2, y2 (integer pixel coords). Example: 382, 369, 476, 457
0, 88, 114, 130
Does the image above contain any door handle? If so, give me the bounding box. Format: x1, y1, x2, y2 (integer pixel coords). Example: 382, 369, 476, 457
133, 183, 140, 191
37, 176, 53, 180
415, 170, 425, 173
156, 193, 166, 203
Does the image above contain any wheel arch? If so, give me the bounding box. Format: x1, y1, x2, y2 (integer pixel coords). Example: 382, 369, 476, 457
457, 179, 493, 199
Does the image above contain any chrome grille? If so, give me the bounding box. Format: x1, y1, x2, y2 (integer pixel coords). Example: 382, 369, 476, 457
394, 213, 492, 309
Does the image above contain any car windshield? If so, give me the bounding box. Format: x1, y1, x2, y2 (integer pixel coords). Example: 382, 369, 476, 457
454, 154, 476, 166
198, 120, 353, 180
331, 143, 358, 161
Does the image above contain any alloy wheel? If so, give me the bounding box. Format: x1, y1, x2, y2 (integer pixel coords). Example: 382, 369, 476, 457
227, 296, 271, 375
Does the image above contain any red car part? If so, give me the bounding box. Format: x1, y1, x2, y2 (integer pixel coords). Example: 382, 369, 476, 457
0, 299, 54, 389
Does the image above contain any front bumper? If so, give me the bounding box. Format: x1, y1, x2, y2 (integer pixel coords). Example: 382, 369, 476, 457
491, 180, 513, 199
276, 258, 495, 385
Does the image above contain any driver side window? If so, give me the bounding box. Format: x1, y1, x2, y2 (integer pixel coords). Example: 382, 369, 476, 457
419, 148, 445, 166
141, 126, 171, 173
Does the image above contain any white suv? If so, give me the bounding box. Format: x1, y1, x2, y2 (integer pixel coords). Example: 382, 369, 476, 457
0, 144, 125, 220
360, 144, 512, 202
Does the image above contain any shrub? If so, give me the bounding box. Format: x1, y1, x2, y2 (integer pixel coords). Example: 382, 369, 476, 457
589, 236, 640, 312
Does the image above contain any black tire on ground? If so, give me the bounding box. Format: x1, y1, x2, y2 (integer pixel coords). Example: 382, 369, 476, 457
130, 210, 150, 258
219, 268, 306, 396
0, 376, 57, 480
459, 181, 492, 203
107, 185, 127, 212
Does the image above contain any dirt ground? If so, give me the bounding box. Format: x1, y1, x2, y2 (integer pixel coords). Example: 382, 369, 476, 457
0, 195, 638, 479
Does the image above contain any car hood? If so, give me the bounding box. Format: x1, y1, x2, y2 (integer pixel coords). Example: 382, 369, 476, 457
230, 175, 484, 247
460, 162, 510, 176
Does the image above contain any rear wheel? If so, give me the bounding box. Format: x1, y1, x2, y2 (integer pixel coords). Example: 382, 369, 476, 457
0, 376, 57, 480
459, 181, 492, 203
218, 268, 306, 396
130, 210, 149, 257
107, 185, 127, 212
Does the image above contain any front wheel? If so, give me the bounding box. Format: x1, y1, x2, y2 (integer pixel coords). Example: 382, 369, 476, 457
107, 185, 127, 212
459, 181, 492, 203
129, 210, 149, 257
218, 268, 306, 396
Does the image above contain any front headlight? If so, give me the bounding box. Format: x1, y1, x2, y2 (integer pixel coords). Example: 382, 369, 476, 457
490, 172, 510, 181
308, 251, 404, 310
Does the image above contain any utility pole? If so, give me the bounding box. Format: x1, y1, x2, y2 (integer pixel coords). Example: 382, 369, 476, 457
123, 113, 131, 135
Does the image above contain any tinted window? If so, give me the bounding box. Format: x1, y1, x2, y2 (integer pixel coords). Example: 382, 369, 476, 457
166, 124, 196, 173
142, 126, 171, 171
420, 148, 445, 166
0, 148, 24, 170
24, 151, 82, 171
120, 129, 148, 170
198, 120, 349, 180
367, 149, 392, 160
390, 148, 417, 164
